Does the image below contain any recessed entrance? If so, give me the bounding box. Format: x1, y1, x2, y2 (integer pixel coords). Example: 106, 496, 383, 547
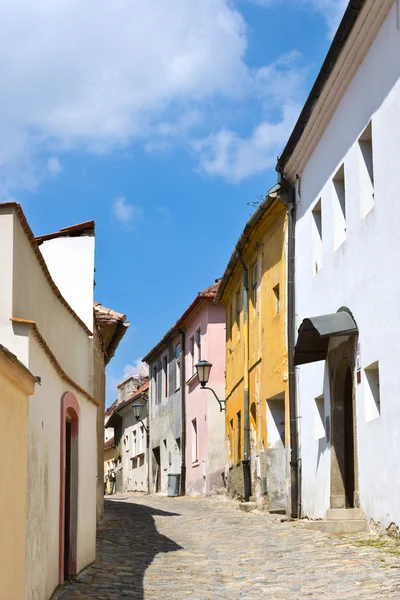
153, 447, 161, 493
330, 344, 358, 509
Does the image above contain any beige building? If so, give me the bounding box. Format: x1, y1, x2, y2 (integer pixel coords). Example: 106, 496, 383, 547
0, 203, 128, 599
0, 344, 37, 600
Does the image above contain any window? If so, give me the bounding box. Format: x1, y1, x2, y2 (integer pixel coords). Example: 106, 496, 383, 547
315, 395, 325, 440
162, 354, 168, 398
312, 199, 323, 275
175, 343, 181, 390
365, 361, 380, 421
266, 393, 285, 448
139, 425, 144, 455
152, 366, 158, 405
236, 287, 241, 336
359, 121, 374, 218
333, 165, 346, 249
252, 262, 258, 311
196, 328, 201, 362
191, 419, 198, 463
132, 430, 137, 456
229, 302, 234, 340
229, 419, 234, 466
237, 411, 241, 463
190, 336, 195, 375
273, 284, 280, 314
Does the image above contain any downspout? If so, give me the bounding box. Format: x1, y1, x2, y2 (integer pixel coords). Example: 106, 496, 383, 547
279, 175, 301, 519
236, 252, 251, 501
180, 329, 186, 496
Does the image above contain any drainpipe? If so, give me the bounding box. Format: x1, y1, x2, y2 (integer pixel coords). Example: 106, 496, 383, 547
278, 175, 301, 519
180, 329, 186, 496
236, 252, 252, 502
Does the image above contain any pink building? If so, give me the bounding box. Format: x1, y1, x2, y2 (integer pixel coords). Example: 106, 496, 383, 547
181, 281, 226, 495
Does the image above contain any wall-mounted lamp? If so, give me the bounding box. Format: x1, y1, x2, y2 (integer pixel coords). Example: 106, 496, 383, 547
195, 360, 226, 412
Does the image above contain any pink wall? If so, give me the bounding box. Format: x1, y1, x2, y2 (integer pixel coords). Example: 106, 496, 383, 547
185, 301, 226, 495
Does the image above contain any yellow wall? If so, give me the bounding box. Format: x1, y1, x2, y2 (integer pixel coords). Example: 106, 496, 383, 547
223, 201, 289, 467
0, 349, 34, 600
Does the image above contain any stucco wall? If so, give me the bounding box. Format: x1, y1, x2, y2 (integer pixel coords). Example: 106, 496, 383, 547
25, 335, 96, 600
119, 404, 149, 493
184, 302, 226, 496
295, 3, 400, 528
39, 236, 95, 331
0, 351, 33, 600
94, 326, 106, 523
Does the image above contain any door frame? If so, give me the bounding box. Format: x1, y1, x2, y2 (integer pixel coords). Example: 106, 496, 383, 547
59, 392, 80, 584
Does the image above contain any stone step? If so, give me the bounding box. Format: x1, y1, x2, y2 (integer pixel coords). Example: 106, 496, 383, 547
239, 501, 257, 513
326, 508, 364, 521
301, 519, 368, 535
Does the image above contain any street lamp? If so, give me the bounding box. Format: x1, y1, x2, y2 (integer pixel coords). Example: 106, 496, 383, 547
195, 360, 226, 412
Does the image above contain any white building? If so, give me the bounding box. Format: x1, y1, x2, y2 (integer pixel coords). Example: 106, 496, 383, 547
277, 0, 400, 532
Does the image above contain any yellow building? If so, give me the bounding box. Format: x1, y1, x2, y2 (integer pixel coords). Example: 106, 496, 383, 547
0, 343, 37, 600
216, 186, 291, 511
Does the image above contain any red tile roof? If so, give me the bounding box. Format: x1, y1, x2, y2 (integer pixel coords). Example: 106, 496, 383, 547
35, 220, 95, 245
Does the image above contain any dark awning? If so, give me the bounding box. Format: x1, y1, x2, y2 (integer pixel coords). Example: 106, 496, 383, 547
294, 310, 358, 366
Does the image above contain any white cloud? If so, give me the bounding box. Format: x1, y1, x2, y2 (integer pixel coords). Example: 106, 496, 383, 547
121, 360, 149, 382
0, 0, 250, 194
47, 157, 63, 175
113, 197, 143, 224
193, 52, 307, 181
194, 103, 301, 182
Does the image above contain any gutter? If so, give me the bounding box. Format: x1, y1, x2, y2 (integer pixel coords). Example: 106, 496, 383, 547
276, 0, 365, 172
236, 253, 252, 501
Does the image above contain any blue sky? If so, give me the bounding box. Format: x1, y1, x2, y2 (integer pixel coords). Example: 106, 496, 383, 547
1, 0, 347, 404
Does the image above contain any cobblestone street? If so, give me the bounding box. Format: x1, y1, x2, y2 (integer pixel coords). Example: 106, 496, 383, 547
54, 494, 400, 600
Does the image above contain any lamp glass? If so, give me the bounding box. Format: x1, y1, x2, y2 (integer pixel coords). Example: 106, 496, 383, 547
195, 360, 212, 386
132, 401, 144, 420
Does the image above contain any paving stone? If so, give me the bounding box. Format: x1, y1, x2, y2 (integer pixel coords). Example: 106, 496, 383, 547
52, 494, 400, 599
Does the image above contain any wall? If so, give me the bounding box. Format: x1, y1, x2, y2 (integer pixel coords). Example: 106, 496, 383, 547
93, 325, 106, 523
295, 3, 400, 528
24, 335, 96, 600
148, 332, 183, 494
184, 301, 226, 495
223, 202, 289, 507
0, 349, 34, 600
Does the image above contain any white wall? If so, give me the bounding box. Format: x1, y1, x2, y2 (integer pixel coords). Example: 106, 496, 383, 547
119, 404, 149, 493
39, 236, 95, 332
295, 3, 400, 528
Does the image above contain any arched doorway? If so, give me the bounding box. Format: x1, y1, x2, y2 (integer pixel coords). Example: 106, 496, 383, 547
329, 343, 359, 509
59, 392, 80, 583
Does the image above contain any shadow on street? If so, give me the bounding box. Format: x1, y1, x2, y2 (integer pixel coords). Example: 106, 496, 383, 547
54, 498, 182, 600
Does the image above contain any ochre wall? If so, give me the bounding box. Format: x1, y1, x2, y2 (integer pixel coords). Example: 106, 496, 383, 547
223, 201, 289, 501
0, 351, 34, 600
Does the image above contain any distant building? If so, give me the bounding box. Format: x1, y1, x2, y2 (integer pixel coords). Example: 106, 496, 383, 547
143, 281, 226, 496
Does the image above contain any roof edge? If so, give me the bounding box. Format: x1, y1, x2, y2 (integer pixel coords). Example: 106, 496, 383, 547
276, 0, 366, 173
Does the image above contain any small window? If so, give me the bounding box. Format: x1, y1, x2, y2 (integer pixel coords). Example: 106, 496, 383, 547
333, 165, 346, 249
273, 284, 280, 314
139, 426, 144, 454
196, 328, 201, 362
315, 395, 325, 440
152, 366, 158, 405
365, 361, 380, 421
175, 343, 181, 391
132, 430, 137, 456
229, 302, 234, 340
190, 336, 195, 375
229, 419, 234, 466
252, 263, 258, 311
162, 354, 168, 398
236, 288, 241, 324
191, 419, 198, 463
237, 411, 241, 463
359, 122, 374, 218
312, 199, 323, 275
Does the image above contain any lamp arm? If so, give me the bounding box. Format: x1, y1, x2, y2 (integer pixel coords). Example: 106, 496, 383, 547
136, 417, 150, 434
202, 386, 226, 412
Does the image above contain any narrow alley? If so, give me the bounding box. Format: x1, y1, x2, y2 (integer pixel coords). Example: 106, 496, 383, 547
54, 495, 400, 600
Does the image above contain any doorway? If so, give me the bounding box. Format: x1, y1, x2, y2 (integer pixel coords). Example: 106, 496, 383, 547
153, 447, 161, 493
330, 345, 358, 509
64, 420, 72, 580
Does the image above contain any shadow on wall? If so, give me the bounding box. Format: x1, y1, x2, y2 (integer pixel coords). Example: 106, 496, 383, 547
54, 500, 182, 600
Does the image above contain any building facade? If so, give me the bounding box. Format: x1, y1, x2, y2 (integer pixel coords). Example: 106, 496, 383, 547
0, 203, 127, 599
277, 0, 400, 531
216, 198, 290, 511
182, 283, 225, 496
